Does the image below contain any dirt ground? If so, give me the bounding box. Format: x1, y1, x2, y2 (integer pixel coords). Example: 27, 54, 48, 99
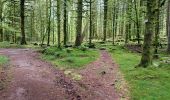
0, 49, 126, 100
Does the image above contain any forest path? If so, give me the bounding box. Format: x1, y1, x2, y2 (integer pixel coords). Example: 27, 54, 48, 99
0, 49, 123, 100
0, 49, 82, 100
77, 50, 121, 100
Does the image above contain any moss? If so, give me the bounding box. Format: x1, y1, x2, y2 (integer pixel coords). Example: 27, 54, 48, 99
109, 46, 170, 100
0, 56, 8, 90
42, 47, 99, 69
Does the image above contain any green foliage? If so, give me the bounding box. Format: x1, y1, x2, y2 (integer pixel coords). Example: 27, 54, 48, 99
2, 23, 19, 33
0, 56, 8, 90
0, 56, 8, 66
0, 41, 40, 49
0, 41, 24, 48
109, 46, 170, 100
43, 47, 60, 55
42, 47, 99, 69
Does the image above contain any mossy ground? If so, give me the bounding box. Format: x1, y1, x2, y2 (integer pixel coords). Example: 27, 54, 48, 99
42, 46, 99, 80
0, 41, 40, 49
42, 47, 99, 69
108, 46, 170, 100
0, 55, 8, 90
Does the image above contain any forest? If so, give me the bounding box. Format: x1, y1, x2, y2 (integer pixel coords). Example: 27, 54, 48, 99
0, 0, 170, 100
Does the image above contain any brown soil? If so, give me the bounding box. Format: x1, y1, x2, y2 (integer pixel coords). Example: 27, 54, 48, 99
77, 50, 125, 100
0, 49, 125, 100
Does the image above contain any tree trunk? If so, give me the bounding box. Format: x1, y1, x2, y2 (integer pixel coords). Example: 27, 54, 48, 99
53, 2, 55, 45
47, 0, 52, 46
0, 1, 3, 42
89, 0, 93, 46
63, 0, 67, 46
57, 0, 61, 48
167, 0, 170, 53
103, 0, 108, 42
75, 0, 83, 46
112, 6, 116, 45
154, 0, 160, 58
20, 0, 27, 45
134, 0, 140, 44
139, 0, 156, 67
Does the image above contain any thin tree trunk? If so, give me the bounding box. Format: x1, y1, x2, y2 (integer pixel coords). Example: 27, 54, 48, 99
89, 0, 93, 46
112, 0, 117, 45
20, 0, 27, 45
0, 1, 3, 42
63, 0, 67, 46
103, 0, 108, 42
47, 0, 52, 46
154, 0, 160, 58
134, 0, 140, 44
167, 0, 170, 52
57, 0, 61, 48
53, 2, 55, 45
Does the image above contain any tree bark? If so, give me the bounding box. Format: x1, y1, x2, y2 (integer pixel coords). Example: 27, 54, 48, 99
75, 0, 83, 46
47, 0, 52, 46
134, 0, 140, 44
112, 4, 116, 45
0, 1, 3, 42
103, 0, 108, 42
154, 0, 160, 58
139, 0, 156, 67
63, 0, 67, 46
20, 0, 27, 45
57, 0, 61, 48
167, 0, 170, 53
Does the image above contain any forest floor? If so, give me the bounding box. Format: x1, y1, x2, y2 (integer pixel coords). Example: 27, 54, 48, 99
0, 48, 124, 100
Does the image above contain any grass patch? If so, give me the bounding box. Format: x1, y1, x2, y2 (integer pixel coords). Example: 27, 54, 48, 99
0, 55, 8, 90
42, 47, 99, 80
0, 41, 40, 49
109, 46, 170, 100
0, 56, 8, 66
42, 47, 99, 69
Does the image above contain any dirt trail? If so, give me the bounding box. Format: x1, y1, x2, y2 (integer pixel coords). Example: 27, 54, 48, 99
0, 49, 82, 100
78, 50, 121, 100
0, 49, 123, 100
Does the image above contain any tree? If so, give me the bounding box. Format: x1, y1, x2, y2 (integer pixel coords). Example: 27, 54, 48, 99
139, 0, 157, 67
153, 0, 160, 58
85, 0, 95, 47
0, 0, 3, 42
20, 0, 27, 45
134, 0, 141, 44
103, 0, 108, 42
63, 0, 68, 46
167, 0, 170, 53
75, 0, 83, 46
47, 0, 52, 46
57, 0, 61, 48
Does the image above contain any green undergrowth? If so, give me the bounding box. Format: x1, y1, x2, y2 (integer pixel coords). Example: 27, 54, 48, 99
0, 56, 8, 66
0, 55, 8, 90
0, 41, 40, 49
42, 46, 99, 80
108, 46, 170, 100
42, 46, 99, 70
